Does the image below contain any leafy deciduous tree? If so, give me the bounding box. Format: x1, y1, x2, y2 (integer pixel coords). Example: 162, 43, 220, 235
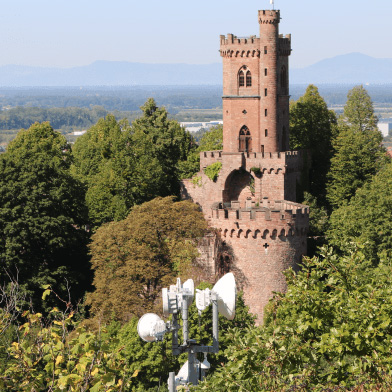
0, 122, 90, 311
289, 84, 337, 205
342, 85, 378, 132
73, 101, 195, 229
326, 85, 387, 209
328, 161, 392, 264
131, 98, 193, 197
178, 124, 223, 180
86, 197, 208, 322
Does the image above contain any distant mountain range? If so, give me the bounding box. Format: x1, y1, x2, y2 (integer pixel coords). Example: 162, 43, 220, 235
1, 53, 392, 86
291, 53, 392, 84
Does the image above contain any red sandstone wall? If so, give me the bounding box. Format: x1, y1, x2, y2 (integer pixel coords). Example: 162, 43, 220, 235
222, 98, 260, 153
226, 233, 306, 321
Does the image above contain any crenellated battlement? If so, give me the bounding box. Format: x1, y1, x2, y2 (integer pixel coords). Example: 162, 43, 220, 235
200, 150, 305, 171
220, 34, 260, 46
209, 199, 309, 240
220, 34, 260, 58
258, 9, 280, 24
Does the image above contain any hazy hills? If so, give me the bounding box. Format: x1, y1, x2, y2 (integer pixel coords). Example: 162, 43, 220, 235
1, 53, 392, 86
291, 53, 392, 84
0, 62, 222, 86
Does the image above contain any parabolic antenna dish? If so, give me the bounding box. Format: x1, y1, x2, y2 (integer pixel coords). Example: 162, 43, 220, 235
137, 313, 165, 342
212, 272, 237, 320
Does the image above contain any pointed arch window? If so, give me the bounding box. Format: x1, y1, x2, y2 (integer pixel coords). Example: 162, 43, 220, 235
246, 71, 252, 87
238, 70, 245, 87
239, 126, 252, 152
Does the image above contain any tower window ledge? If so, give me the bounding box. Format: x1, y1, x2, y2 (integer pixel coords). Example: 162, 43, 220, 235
222, 95, 261, 99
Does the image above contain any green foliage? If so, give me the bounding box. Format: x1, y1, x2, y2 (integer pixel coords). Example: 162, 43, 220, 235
197, 125, 223, 152
72, 114, 135, 228
289, 84, 337, 206
326, 124, 387, 209
327, 85, 388, 209
328, 161, 392, 264
86, 197, 208, 322
204, 162, 222, 182
73, 100, 194, 228
178, 125, 223, 180
131, 98, 193, 195
0, 106, 109, 131
302, 191, 329, 256
250, 166, 261, 176
191, 175, 202, 187
0, 122, 90, 311
186, 290, 256, 370
0, 308, 133, 392
198, 247, 392, 391
342, 85, 378, 132
108, 318, 177, 391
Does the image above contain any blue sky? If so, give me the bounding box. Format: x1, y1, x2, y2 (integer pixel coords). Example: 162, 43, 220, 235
1, 0, 391, 69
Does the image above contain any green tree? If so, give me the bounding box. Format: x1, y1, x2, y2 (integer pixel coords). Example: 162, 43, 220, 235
326, 85, 387, 209
342, 85, 378, 132
289, 84, 337, 205
86, 197, 208, 322
328, 161, 392, 264
131, 98, 193, 197
178, 124, 223, 180
73, 102, 194, 229
197, 247, 392, 391
72, 114, 136, 228
0, 123, 90, 311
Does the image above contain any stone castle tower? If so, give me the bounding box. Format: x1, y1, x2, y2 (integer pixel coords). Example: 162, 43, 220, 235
181, 9, 309, 322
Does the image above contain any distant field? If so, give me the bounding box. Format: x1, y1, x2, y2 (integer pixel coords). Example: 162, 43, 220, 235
1, 84, 392, 147
173, 108, 222, 122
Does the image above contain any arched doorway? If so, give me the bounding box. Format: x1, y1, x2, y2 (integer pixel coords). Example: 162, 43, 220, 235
223, 169, 255, 203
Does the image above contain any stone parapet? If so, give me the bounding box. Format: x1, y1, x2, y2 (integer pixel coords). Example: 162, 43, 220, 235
210, 200, 309, 240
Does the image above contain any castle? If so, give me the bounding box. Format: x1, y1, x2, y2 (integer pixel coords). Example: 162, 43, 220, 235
181, 9, 309, 322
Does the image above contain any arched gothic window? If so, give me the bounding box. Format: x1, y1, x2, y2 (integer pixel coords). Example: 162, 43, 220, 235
238, 70, 245, 87
246, 71, 252, 87
239, 126, 252, 152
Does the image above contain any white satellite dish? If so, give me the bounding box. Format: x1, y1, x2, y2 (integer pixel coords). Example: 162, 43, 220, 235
137, 313, 166, 342
212, 272, 237, 320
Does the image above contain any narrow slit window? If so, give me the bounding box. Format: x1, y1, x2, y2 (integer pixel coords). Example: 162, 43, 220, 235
264, 46, 267, 54
264, 88, 267, 96
264, 68, 268, 76
265, 129, 268, 137
265, 109, 268, 117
